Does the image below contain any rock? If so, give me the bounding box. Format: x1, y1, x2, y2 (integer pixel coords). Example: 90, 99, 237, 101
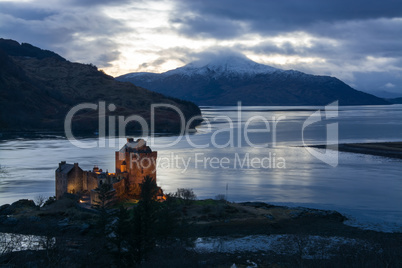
323, 210, 347, 222
264, 214, 275, 220
289, 208, 347, 222
246, 259, 258, 267
0, 199, 36, 215
27, 216, 41, 222
289, 211, 303, 219
11, 199, 36, 208
0, 204, 10, 215
0, 215, 7, 223
62, 193, 80, 201
58, 218, 70, 231
2, 216, 18, 226
79, 223, 90, 235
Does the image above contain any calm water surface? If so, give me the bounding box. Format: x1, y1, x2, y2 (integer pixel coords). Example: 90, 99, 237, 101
1, 105, 401, 231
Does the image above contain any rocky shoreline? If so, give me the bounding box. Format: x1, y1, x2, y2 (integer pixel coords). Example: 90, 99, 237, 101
1, 197, 401, 267
310, 141, 402, 159
0, 198, 347, 237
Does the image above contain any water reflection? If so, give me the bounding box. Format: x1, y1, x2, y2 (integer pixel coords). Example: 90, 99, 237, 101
0, 232, 55, 252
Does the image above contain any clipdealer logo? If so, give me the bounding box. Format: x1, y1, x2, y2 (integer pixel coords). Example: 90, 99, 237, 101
302, 101, 339, 167
64, 101, 339, 168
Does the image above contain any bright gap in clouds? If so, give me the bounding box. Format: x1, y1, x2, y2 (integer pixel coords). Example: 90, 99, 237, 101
99, 1, 331, 76
101, 0, 216, 76
102, 21, 336, 77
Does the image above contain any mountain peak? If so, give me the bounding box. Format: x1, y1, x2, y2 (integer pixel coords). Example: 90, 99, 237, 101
164, 54, 280, 77
117, 53, 389, 106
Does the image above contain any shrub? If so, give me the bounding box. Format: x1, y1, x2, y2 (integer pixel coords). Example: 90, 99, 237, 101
215, 194, 226, 201
175, 188, 197, 205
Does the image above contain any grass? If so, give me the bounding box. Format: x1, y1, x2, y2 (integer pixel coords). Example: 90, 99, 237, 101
193, 199, 223, 206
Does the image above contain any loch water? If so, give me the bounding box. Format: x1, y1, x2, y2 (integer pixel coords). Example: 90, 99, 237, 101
1, 104, 401, 231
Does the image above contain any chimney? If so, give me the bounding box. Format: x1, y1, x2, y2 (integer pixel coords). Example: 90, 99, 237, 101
127, 137, 134, 143
74, 163, 79, 168
59, 161, 66, 170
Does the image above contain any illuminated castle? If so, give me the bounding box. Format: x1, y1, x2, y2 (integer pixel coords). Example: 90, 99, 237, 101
55, 138, 160, 204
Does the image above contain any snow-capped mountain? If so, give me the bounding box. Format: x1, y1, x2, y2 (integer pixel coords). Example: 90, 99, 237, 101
116, 55, 389, 106
121, 55, 280, 81
164, 55, 280, 78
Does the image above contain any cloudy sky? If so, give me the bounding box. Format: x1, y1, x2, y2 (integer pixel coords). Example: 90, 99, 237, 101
0, 0, 401, 97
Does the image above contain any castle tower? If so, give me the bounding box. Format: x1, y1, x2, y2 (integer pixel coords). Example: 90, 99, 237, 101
115, 138, 157, 195
55, 161, 84, 199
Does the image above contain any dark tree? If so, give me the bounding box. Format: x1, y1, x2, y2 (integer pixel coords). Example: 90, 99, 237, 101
109, 206, 131, 267
130, 176, 158, 262
93, 183, 115, 209
94, 183, 115, 236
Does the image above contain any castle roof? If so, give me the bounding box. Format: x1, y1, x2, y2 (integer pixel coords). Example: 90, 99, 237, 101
57, 163, 74, 174
119, 138, 152, 153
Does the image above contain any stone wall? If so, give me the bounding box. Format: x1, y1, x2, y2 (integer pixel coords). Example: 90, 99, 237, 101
66, 164, 84, 195
83, 172, 99, 192
55, 172, 67, 199
128, 151, 157, 185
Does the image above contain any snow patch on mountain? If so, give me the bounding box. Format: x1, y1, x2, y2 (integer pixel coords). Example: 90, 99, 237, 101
164, 56, 281, 78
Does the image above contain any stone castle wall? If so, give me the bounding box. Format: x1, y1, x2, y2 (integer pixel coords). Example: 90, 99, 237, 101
83, 172, 99, 192
128, 151, 157, 185
55, 172, 67, 199
66, 164, 84, 195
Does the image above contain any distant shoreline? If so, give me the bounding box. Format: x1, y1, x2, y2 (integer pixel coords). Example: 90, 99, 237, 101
310, 141, 402, 159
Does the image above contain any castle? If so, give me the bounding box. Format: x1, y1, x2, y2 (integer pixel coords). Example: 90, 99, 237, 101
55, 138, 161, 205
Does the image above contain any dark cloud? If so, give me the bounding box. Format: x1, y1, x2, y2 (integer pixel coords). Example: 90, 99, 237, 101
172, 0, 402, 37
171, 15, 248, 39
69, 0, 133, 7
0, 1, 132, 67
0, 2, 57, 21
97, 51, 121, 67
170, 0, 402, 63
190, 47, 248, 63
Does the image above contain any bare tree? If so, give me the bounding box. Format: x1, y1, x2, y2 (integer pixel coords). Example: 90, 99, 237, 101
34, 195, 47, 207
175, 188, 197, 205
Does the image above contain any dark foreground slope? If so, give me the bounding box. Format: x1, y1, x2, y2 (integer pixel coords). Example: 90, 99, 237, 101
0, 39, 201, 134
1, 198, 401, 267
